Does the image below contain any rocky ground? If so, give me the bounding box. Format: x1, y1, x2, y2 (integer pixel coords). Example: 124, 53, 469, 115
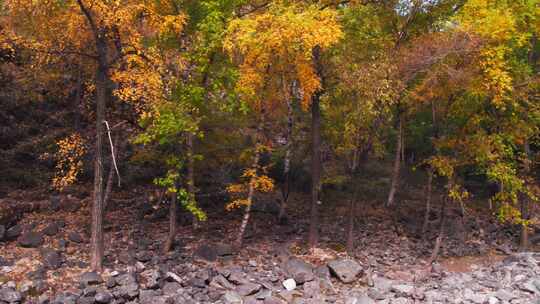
0, 189, 538, 304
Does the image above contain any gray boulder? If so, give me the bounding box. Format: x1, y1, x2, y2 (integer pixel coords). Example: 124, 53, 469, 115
42, 223, 59, 236
95, 291, 112, 303
41, 248, 62, 269
0, 225, 5, 241
80, 271, 103, 286
6, 225, 22, 240
223, 290, 243, 304
284, 258, 314, 284
194, 244, 218, 262
18, 231, 44, 248
327, 259, 362, 283
0, 288, 22, 303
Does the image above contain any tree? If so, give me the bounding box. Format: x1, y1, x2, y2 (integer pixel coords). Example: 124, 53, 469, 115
5, 0, 185, 271
224, 1, 342, 247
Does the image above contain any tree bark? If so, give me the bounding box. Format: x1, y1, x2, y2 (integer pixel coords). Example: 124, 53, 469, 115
387, 115, 403, 207
164, 192, 177, 253
186, 132, 198, 229
90, 39, 107, 272
520, 140, 532, 251
309, 46, 323, 249
278, 95, 294, 223
430, 183, 450, 264
421, 168, 433, 241
346, 196, 357, 255
235, 114, 265, 248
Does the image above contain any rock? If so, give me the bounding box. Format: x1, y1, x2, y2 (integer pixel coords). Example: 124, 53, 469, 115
163, 282, 182, 296
6, 225, 22, 240
373, 276, 393, 293
80, 271, 103, 286
521, 279, 539, 293
139, 289, 166, 304
215, 243, 234, 256
117, 282, 139, 300
140, 269, 160, 289
166, 271, 183, 284
488, 296, 499, 304
283, 278, 296, 291
327, 259, 362, 283
223, 290, 243, 304
0, 288, 22, 303
194, 244, 218, 262
314, 265, 331, 279
345, 294, 375, 304
135, 251, 151, 262
236, 282, 261, 296
494, 289, 515, 301
68, 232, 83, 243
302, 280, 320, 297
264, 296, 286, 304
41, 248, 62, 269
391, 284, 415, 297
78, 296, 95, 304
210, 274, 235, 290
18, 231, 44, 248
115, 273, 137, 286
284, 258, 314, 284
95, 291, 112, 303
42, 223, 59, 236
254, 289, 272, 300
0, 225, 5, 241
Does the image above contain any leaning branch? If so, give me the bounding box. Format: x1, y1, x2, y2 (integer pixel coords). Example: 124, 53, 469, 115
103, 120, 121, 187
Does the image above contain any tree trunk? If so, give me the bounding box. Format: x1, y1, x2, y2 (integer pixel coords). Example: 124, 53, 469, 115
90, 41, 107, 272
308, 91, 322, 248
387, 115, 402, 207
346, 197, 356, 255
74, 68, 83, 130
520, 140, 532, 251
421, 168, 433, 240
309, 46, 323, 249
187, 132, 198, 229
278, 96, 294, 223
430, 186, 449, 264
235, 115, 265, 248
164, 192, 177, 253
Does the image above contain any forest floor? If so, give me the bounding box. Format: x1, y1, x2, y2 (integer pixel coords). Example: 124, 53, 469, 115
0, 182, 538, 303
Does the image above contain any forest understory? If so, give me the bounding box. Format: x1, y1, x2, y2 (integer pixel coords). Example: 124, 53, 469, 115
1, 170, 539, 304
2, 0, 540, 303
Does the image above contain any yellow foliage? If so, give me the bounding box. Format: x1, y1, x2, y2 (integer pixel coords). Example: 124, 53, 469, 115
224, 2, 342, 110
52, 133, 86, 191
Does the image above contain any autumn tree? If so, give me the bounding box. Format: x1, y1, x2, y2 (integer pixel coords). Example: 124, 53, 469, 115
5, 0, 185, 271
224, 1, 342, 247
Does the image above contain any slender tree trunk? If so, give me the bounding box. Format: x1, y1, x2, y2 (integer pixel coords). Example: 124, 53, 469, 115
520, 201, 529, 251
430, 183, 450, 264
91, 41, 107, 272
186, 132, 198, 229
401, 122, 405, 163
421, 168, 433, 240
278, 96, 294, 223
309, 46, 323, 249
520, 140, 532, 251
164, 191, 177, 253
74, 68, 82, 130
309, 91, 322, 248
387, 115, 403, 207
346, 195, 359, 255
236, 114, 265, 248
